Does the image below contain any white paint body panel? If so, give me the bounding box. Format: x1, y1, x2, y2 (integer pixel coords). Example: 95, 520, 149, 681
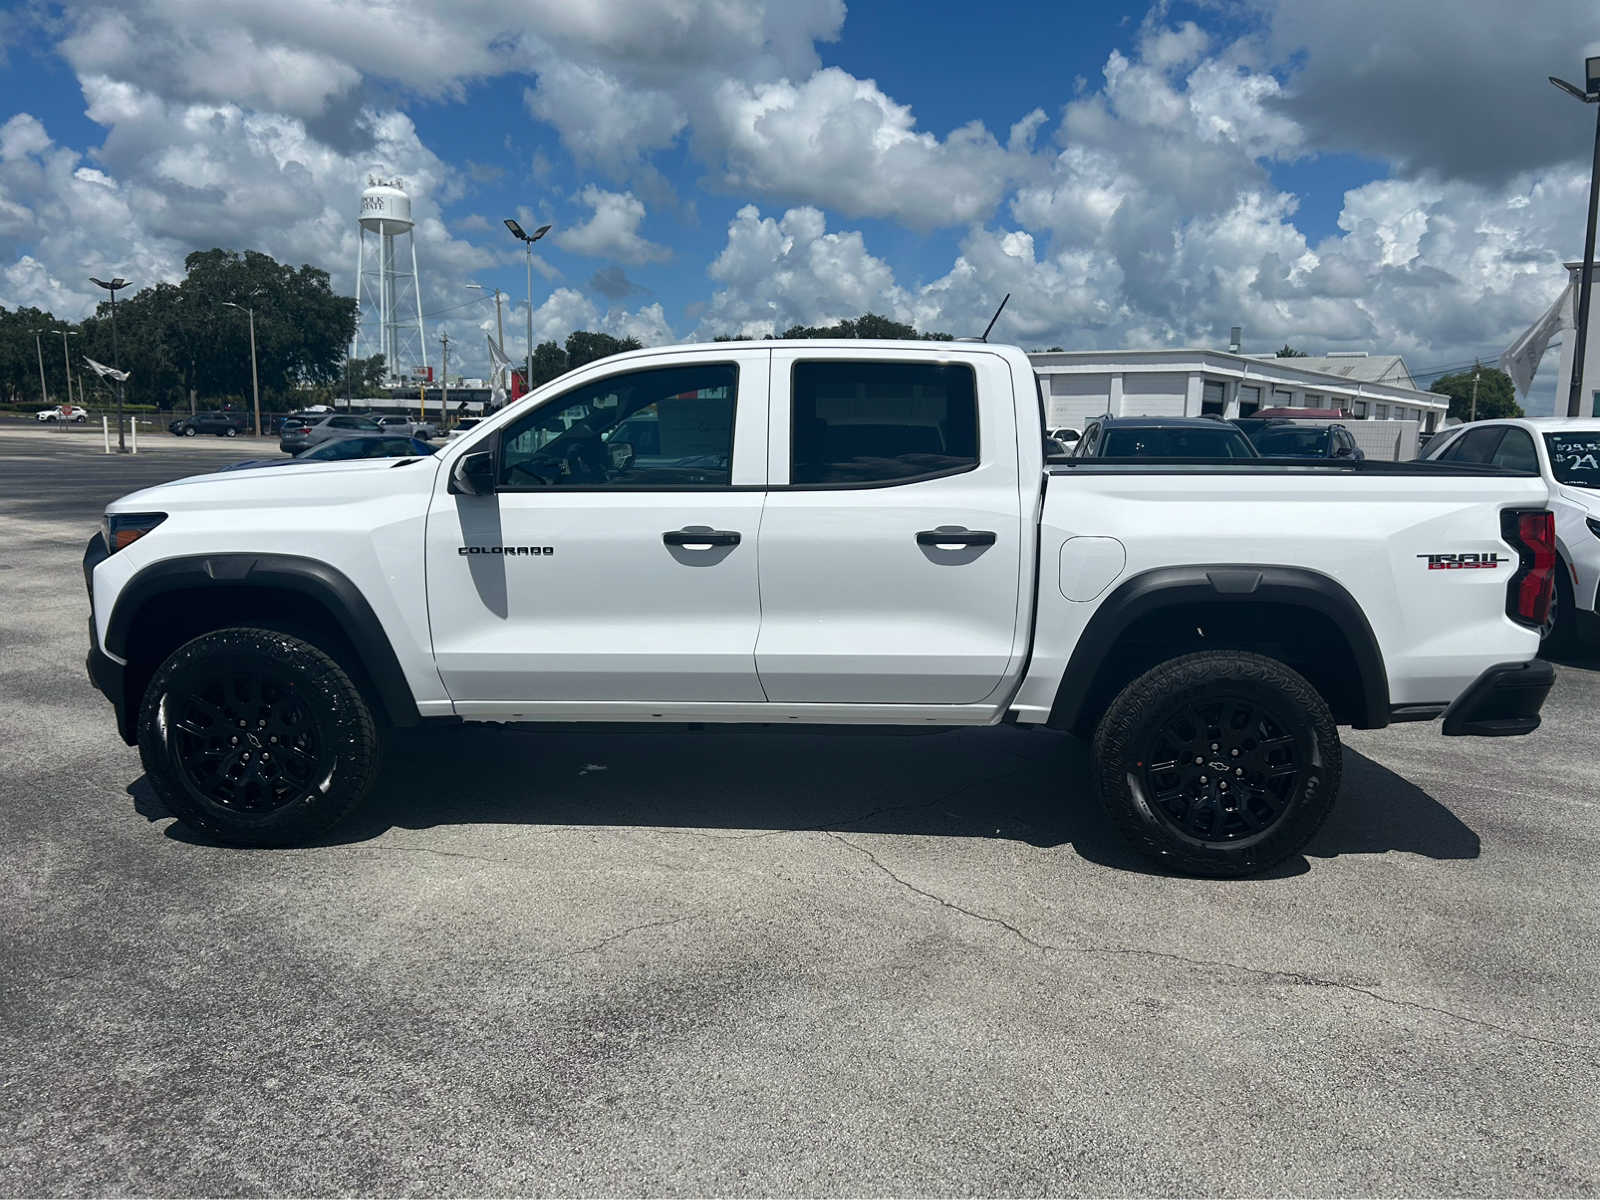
95, 340, 1548, 733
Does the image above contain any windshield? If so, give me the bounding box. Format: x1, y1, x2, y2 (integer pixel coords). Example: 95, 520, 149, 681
1543, 432, 1600, 488
1101, 427, 1258, 458
1250, 427, 1330, 457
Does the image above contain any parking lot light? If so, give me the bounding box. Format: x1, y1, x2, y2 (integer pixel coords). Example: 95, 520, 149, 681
89, 276, 128, 452
1550, 61, 1600, 417
504, 219, 552, 405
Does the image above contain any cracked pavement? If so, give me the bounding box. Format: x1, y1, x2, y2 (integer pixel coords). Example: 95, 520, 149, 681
2, 428, 1598, 1196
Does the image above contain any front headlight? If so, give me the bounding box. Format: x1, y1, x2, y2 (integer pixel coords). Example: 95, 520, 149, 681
102, 512, 167, 553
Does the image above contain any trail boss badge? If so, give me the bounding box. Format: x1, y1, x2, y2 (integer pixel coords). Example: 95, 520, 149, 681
1416, 552, 1506, 570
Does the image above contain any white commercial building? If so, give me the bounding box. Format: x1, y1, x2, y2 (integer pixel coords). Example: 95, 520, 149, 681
1029, 348, 1451, 434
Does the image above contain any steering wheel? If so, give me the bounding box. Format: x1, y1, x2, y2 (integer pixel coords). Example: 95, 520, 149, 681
505, 458, 563, 487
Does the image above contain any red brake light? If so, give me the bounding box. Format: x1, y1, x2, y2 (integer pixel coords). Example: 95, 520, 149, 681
1502, 509, 1555, 628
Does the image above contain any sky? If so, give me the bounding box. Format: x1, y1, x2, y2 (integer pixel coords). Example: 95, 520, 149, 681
2, 0, 1599, 411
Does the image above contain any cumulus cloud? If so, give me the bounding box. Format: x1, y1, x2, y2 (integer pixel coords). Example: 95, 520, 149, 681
555, 187, 671, 264
1254, 0, 1600, 184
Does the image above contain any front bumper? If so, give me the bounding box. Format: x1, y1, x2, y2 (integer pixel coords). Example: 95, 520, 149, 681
1441, 660, 1555, 737
83, 532, 136, 745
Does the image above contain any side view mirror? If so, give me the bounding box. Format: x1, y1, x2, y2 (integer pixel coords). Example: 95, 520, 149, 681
609, 440, 635, 470
450, 450, 497, 496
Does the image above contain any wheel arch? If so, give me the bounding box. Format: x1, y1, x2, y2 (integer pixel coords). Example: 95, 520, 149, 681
107, 554, 420, 736
1048, 565, 1390, 737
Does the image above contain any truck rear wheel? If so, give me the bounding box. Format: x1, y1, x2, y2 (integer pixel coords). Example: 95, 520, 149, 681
136, 627, 380, 847
1091, 650, 1340, 877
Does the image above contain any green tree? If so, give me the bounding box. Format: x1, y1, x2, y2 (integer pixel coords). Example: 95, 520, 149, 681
1432, 364, 1523, 422
1276, 344, 1308, 358
564, 330, 641, 371
525, 340, 570, 389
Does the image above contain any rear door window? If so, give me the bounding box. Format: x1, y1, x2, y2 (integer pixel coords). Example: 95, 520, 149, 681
1490, 428, 1537, 472
789, 361, 978, 486
1446, 427, 1505, 463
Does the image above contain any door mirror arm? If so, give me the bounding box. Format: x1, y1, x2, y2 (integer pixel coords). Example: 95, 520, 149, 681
450, 449, 498, 496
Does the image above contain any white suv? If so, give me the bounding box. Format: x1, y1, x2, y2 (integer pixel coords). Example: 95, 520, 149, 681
1424, 417, 1600, 650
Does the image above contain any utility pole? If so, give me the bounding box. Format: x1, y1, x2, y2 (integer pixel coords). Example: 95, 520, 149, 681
90, 276, 129, 452
31, 329, 49, 406
439, 331, 450, 429
1469, 365, 1481, 422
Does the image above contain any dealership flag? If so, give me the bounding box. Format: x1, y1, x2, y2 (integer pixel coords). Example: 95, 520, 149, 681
1499, 280, 1574, 398
486, 333, 511, 409
81, 356, 130, 383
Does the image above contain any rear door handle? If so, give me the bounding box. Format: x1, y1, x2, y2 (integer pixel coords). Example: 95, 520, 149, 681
663, 528, 741, 549
916, 528, 996, 548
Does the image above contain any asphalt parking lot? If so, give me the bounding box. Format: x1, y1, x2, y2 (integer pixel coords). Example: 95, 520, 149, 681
2, 426, 1597, 1196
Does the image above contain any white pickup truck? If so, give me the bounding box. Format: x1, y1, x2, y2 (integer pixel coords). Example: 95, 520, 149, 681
85, 340, 1557, 875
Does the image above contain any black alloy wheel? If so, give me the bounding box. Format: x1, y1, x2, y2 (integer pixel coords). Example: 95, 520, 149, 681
1092, 650, 1341, 877
1137, 692, 1301, 845
137, 627, 380, 845
166, 666, 331, 815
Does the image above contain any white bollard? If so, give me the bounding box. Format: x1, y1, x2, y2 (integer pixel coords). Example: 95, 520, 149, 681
130, 416, 138, 454
102, 415, 110, 454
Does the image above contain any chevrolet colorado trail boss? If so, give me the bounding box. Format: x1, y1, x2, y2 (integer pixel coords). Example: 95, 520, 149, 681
85, 341, 1557, 875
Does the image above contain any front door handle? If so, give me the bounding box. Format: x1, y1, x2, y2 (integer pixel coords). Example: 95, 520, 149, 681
663, 528, 741, 549
916, 527, 996, 548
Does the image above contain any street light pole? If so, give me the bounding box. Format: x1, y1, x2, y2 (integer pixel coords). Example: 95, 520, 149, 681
31, 329, 49, 406
503, 218, 551, 396
467, 284, 506, 347
90, 276, 129, 453
222, 301, 262, 437
1551, 57, 1600, 418
57, 328, 78, 414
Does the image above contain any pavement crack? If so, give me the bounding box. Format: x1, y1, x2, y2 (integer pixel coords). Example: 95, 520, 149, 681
824, 831, 1596, 1055
824, 831, 1055, 951
536, 911, 709, 964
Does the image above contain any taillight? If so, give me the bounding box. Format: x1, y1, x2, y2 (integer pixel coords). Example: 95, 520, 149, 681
1501, 509, 1555, 629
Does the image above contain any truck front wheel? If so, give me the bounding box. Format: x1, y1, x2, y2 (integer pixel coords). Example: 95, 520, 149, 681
136, 627, 380, 846
1091, 650, 1341, 877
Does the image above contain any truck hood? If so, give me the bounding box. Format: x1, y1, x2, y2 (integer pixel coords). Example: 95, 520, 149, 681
106, 455, 436, 514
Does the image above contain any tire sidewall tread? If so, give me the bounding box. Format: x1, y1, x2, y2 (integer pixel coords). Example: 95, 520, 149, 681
1091, 650, 1342, 878
136, 626, 380, 846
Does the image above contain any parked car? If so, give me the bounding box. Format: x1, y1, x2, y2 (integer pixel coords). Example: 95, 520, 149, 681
37, 404, 88, 423
1422, 417, 1600, 651
279, 412, 382, 454
169, 412, 248, 438
375, 415, 440, 439
87, 339, 1555, 876
223, 433, 436, 471
1236, 419, 1364, 461
1071, 415, 1260, 459
444, 417, 483, 441
1047, 427, 1080, 446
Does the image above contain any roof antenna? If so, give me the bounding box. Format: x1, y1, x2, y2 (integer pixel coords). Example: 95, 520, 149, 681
980, 293, 1010, 343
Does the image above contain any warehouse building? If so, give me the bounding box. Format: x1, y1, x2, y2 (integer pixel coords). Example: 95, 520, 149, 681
1029, 348, 1450, 435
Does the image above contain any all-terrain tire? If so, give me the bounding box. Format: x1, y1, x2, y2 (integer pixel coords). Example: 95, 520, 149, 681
137, 627, 380, 846
1091, 650, 1341, 877
1543, 564, 1579, 657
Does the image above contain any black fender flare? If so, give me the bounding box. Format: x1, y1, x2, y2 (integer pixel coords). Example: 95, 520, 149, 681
105, 553, 420, 728
1047, 564, 1391, 732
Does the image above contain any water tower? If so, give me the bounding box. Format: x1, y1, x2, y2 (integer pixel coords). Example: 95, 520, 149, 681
354, 177, 427, 383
